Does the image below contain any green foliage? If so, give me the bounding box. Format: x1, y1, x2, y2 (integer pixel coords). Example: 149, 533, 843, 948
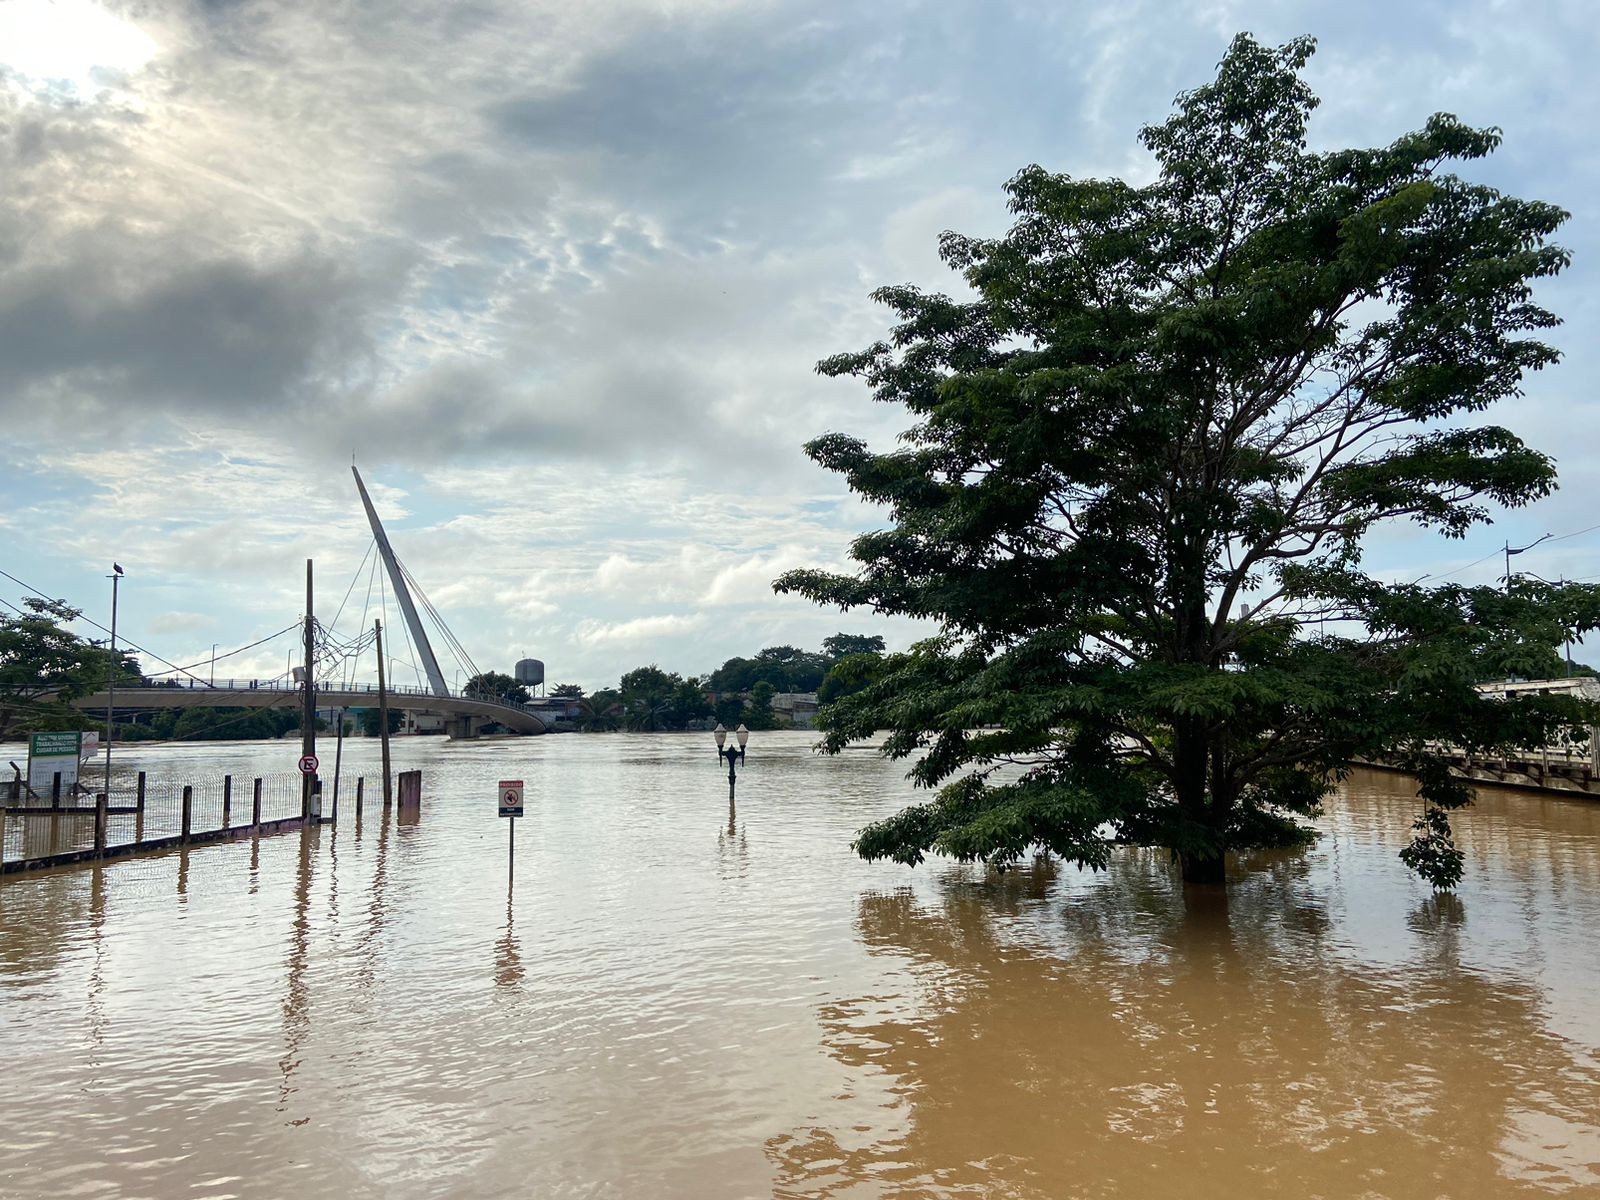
579, 687, 624, 731
616, 665, 710, 731
584, 633, 889, 732
550, 683, 585, 698
464, 671, 530, 705
0, 598, 141, 740
709, 645, 832, 694
360, 707, 403, 737
777, 34, 1586, 891
744, 680, 781, 730
822, 633, 887, 660
818, 650, 888, 704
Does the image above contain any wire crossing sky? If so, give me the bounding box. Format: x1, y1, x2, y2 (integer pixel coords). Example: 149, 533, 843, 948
1, 0, 1597, 687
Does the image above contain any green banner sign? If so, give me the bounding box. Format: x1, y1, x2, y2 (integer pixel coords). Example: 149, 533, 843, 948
29, 731, 83, 757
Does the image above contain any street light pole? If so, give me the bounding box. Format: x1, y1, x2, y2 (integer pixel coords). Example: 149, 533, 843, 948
713, 722, 750, 799
1505, 533, 1553, 592
104, 564, 123, 797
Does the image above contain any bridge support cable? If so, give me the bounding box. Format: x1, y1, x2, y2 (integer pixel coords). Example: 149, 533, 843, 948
396, 560, 482, 689
323, 538, 378, 647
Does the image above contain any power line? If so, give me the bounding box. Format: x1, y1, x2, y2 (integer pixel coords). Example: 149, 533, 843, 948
142, 623, 301, 677
0, 566, 256, 689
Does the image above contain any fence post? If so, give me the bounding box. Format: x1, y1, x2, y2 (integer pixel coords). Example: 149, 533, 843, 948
136, 771, 147, 816
355, 776, 364, 820
222, 775, 232, 831
181, 786, 192, 843
94, 790, 108, 852
51, 771, 61, 810
252, 778, 262, 830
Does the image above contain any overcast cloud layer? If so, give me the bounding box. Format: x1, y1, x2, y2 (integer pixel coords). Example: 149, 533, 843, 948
3, 0, 1599, 689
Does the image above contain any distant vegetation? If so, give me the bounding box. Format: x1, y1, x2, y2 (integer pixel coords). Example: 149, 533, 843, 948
554, 634, 886, 733
0, 598, 140, 741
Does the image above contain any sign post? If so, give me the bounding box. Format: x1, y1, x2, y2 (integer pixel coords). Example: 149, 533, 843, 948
299, 753, 321, 822
499, 779, 524, 880
28, 732, 84, 800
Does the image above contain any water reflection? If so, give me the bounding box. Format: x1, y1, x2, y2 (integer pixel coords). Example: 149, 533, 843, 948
495, 886, 524, 990
769, 857, 1600, 1197
4, 739, 1600, 1199
718, 794, 747, 866
278, 829, 314, 1115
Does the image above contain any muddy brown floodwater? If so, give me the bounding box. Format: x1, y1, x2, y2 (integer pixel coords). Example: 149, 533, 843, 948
1, 732, 1598, 1198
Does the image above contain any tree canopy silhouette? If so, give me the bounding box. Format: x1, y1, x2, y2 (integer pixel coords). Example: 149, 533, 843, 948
778, 33, 1600, 888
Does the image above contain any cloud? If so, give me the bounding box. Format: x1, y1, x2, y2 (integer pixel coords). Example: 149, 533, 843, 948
146, 610, 217, 636
3, 0, 1599, 687
575, 612, 708, 648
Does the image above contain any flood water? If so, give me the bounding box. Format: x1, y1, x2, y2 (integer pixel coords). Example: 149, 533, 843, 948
2, 731, 1598, 1198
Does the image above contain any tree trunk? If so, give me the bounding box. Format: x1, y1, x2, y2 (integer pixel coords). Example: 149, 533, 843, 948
1181, 850, 1227, 886
1174, 717, 1227, 886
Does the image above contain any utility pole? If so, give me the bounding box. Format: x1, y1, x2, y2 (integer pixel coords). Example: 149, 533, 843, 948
375, 619, 393, 807
104, 564, 123, 797
301, 559, 316, 820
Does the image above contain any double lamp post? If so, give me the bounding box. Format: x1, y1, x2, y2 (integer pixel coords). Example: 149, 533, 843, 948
713, 722, 749, 797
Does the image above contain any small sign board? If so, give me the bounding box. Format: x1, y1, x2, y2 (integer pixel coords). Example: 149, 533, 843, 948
498, 779, 524, 818
28, 731, 83, 794
298, 753, 320, 775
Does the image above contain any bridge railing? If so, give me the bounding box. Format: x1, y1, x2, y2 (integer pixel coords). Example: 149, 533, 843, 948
135, 678, 546, 713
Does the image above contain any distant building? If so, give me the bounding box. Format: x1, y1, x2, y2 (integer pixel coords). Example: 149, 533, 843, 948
1477, 677, 1600, 701
772, 692, 820, 729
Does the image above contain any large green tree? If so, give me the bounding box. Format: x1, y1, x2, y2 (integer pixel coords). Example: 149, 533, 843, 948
777, 34, 1600, 889
0, 598, 141, 740
463, 671, 531, 705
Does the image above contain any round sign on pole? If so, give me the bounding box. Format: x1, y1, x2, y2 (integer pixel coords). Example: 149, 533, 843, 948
299, 753, 320, 775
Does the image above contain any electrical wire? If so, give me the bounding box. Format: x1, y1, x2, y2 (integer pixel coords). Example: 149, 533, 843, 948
0, 566, 281, 689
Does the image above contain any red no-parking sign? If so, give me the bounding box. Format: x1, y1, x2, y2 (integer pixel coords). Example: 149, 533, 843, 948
298, 753, 319, 775
498, 779, 524, 818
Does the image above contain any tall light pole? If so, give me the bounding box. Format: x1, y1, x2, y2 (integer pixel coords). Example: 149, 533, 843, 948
1505, 533, 1553, 592
104, 563, 123, 797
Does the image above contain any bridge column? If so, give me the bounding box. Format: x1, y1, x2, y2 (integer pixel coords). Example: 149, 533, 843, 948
447, 715, 480, 741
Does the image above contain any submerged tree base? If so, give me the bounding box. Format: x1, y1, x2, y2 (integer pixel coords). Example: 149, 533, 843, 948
1181, 854, 1228, 888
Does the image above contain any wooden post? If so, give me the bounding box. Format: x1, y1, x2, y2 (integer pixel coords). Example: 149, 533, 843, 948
252, 777, 263, 829
355, 776, 364, 819
376, 619, 393, 808
181, 785, 192, 842
51, 771, 61, 810
136, 770, 146, 816
222, 775, 233, 830
331, 706, 345, 822
94, 790, 108, 852
301, 558, 316, 821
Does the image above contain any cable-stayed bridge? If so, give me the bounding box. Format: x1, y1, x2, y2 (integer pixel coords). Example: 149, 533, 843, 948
38, 465, 551, 740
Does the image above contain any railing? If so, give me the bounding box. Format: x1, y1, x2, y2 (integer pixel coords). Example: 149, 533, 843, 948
1, 770, 367, 873
128, 679, 548, 714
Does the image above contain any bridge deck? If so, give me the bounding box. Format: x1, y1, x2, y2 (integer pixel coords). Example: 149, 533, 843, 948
76, 683, 549, 735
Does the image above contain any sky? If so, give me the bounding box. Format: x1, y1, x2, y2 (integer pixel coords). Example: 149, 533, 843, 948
1, 0, 1598, 692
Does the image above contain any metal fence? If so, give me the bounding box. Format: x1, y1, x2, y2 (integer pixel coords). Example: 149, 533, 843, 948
1, 771, 369, 873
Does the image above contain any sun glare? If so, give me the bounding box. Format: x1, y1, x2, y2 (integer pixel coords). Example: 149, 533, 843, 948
0, 0, 158, 96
